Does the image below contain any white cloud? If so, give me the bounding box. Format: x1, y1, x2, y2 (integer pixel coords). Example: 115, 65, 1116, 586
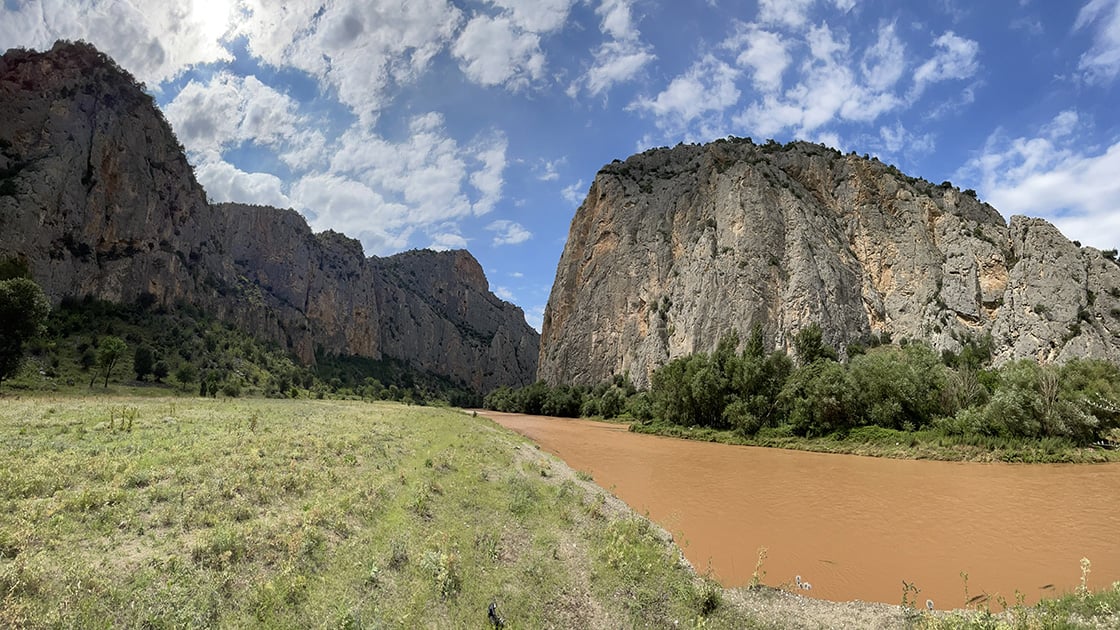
568, 0, 655, 98
630, 55, 741, 133
487, 0, 575, 33
758, 0, 815, 29
290, 173, 412, 255
194, 157, 294, 209
910, 31, 980, 99
238, 0, 462, 125
524, 304, 546, 332
1074, 0, 1120, 84
877, 122, 934, 155
165, 73, 307, 157
562, 179, 586, 205
598, 0, 641, 40
0, 0, 234, 86
429, 232, 470, 251
302, 115, 507, 252
726, 22, 975, 139
493, 285, 517, 301
960, 111, 1120, 250
471, 134, 508, 215
487, 220, 533, 246
726, 23, 791, 93
535, 158, 565, 181
861, 22, 906, 92
452, 14, 545, 88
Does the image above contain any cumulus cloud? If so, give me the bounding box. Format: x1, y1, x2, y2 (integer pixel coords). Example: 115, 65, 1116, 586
0, 0, 234, 86
165, 73, 307, 156
429, 232, 470, 251
630, 55, 740, 134
757, 0, 816, 29
1074, 0, 1120, 84
910, 31, 980, 100
726, 23, 791, 93
290, 173, 412, 255
194, 157, 294, 209
452, 14, 546, 88
724, 20, 976, 139
487, 0, 575, 33
487, 220, 533, 246
291, 114, 509, 253
569, 0, 656, 98
471, 134, 509, 215
238, 0, 462, 124
959, 110, 1120, 250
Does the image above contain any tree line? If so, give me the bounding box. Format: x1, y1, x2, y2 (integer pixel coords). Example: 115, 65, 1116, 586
484, 325, 1120, 446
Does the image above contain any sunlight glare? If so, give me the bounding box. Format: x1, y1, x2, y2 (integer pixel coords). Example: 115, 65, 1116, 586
190, 0, 235, 41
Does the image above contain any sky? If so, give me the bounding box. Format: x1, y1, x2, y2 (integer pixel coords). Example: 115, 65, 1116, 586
3, 1, 1120, 331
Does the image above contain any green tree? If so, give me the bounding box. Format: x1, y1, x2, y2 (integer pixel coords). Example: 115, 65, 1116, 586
0, 278, 50, 389
175, 362, 198, 386
792, 323, 837, 365
779, 360, 856, 436
91, 336, 127, 388
152, 360, 169, 383
133, 344, 154, 380
849, 344, 946, 430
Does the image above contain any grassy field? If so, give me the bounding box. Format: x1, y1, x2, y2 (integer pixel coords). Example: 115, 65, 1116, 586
0, 395, 747, 628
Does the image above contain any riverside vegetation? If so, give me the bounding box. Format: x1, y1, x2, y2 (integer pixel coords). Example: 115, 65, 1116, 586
484, 325, 1120, 463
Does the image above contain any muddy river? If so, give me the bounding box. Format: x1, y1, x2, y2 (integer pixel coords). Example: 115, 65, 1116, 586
481, 411, 1120, 609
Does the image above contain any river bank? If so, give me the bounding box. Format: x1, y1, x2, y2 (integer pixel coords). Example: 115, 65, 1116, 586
629, 420, 1120, 463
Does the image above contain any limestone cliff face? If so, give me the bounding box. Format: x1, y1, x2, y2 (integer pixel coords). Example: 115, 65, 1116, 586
539, 139, 1120, 388
0, 42, 538, 392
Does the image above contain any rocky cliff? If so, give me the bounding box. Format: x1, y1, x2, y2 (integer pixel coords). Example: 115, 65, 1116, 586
0, 41, 538, 392
540, 138, 1120, 388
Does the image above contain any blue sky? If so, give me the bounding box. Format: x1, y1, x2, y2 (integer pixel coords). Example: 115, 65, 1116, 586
4, 1, 1120, 331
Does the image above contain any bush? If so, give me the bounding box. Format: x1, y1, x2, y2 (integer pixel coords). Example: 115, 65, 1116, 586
625, 392, 654, 421
779, 360, 855, 436
723, 400, 762, 436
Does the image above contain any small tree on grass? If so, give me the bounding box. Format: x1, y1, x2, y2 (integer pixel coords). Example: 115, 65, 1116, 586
133, 344, 153, 380
152, 360, 169, 383
91, 336, 127, 388
0, 277, 50, 390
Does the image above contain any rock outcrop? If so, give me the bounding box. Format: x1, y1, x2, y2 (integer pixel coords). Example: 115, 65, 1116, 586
0, 41, 538, 392
540, 138, 1120, 388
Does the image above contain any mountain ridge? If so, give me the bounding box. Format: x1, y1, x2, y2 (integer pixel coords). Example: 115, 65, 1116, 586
0, 41, 539, 393
539, 137, 1120, 388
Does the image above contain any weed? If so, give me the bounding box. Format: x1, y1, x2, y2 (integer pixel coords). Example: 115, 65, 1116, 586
1079, 557, 1092, 599
748, 547, 767, 590
387, 538, 409, 570
422, 542, 461, 599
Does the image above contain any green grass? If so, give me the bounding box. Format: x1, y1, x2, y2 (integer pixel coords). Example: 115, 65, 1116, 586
630, 421, 1120, 463
0, 396, 757, 628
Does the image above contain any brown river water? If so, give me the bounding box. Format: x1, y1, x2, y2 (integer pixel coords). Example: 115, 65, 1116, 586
480, 411, 1120, 609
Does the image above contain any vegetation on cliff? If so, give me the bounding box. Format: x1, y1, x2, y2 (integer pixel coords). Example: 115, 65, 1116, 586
5, 294, 481, 406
